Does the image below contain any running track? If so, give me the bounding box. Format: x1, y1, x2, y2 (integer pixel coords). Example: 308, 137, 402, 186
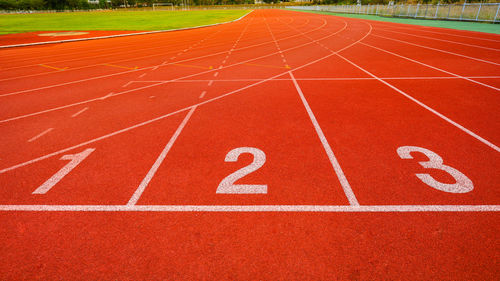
0, 9, 499, 279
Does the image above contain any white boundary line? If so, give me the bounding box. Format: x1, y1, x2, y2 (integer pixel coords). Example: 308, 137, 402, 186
370, 34, 500, 66
337, 53, 500, 153
127, 106, 197, 206
0, 18, 342, 123
358, 41, 500, 92
290, 71, 359, 206
125, 76, 500, 83
375, 28, 500, 52
0, 13, 330, 96
0, 204, 498, 212
0, 10, 254, 49
0, 16, 358, 175
27, 128, 53, 142
126, 15, 254, 206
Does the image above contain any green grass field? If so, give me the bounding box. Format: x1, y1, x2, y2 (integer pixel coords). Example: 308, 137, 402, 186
0, 9, 250, 35
289, 9, 500, 34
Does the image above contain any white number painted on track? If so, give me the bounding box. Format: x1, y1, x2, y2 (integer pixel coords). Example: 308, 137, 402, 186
216, 147, 267, 194
397, 146, 473, 193
32, 148, 95, 194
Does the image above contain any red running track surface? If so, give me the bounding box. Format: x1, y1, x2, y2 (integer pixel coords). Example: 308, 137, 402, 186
0, 9, 499, 280
0, 30, 147, 47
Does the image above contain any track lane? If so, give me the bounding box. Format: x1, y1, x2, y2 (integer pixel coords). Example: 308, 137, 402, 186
0, 10, 499, 280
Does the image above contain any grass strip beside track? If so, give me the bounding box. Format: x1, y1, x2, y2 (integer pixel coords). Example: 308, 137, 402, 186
0, 9, 249, 35
288, 8, 500, 34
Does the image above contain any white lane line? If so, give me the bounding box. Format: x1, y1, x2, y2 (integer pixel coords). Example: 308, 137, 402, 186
337, 53, 500, 153
98, 93, 113, 100
0, 18, 366, 175
208, 80, 213, 86
149, 96, 155, 99
289, 71, 359, 206
139, 73, 147, 78
372, 23, 500, 43
122, 81, 133, 87
371, 34, 500, 66
0, 15, 330, 93
213, 72, 219, 77
199, 91, 206, 99
375, 28, 500, 52
0, 204, 498, 212
127, 106, 197, 206
28, 128, 53, 143
0, 22, 346, 124
124, 76, 500, 83
71, 107, 88, 118
359, 41, 500, 92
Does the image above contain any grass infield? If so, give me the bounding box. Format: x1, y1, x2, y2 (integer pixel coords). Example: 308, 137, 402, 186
288, 8, 500, 34
0, 9, 250, 35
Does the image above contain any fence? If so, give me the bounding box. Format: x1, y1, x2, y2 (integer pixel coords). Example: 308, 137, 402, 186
289, 3, 500, 23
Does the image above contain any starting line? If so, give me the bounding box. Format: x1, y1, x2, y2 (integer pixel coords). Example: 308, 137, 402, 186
0, 204, 499, 212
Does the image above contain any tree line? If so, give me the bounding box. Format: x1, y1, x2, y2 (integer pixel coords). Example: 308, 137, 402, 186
0, 0, 483, 11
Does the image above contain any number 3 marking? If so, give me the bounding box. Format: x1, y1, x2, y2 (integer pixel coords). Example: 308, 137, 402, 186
216, 147, 267, 194
397, 146, 473, 193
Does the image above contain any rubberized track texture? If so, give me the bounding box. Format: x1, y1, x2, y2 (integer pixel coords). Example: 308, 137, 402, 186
0, 9, 499, 280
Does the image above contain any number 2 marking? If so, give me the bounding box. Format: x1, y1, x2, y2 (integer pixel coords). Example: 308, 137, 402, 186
216, 147, 267, 194
397, 146, 473, 193
32, 148, 95, 194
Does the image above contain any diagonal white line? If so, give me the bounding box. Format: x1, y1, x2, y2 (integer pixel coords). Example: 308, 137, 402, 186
289, 71, 359, 206
71, 107, 88, 118
0, 16, 371, 175
359, 41, 500, 92
27, 128, 53, 142
337, 53, 500, 153
127, 106, 197, 206
370, 33, 500, 66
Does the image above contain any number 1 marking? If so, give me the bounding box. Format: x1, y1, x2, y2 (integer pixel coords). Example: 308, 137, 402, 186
397, 146, 473, 193
216, 147, 267, 194
32, 148, 95, 194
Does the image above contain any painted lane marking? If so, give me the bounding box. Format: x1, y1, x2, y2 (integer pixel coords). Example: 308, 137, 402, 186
172, 63, 212, 70
122, 81, 133, 87
98, 93, 113, 100
371, 34, 500, 66
0, 13, 326, 86
199, 91, 206, 99
376, 28, 500, 52
71, 107, 88, 118
32, 148, 95, 194
289, 71, 359, 206
217, 147, 267, 194
127, 106, 198, 206
38, 64, 68, 71
282, 20, 499, 152
124, 76, 500, 83
28, 128, 53, 143
359, 41, 500, 92
214, 72, 219, 77
102, 63, 138, 70
0, 19, 367, 175
208, 80, 213, 86
139, 73, 147, 78
149, 96, 155, 99
0, 16, 336, 99
0, 204, 498, 212
244, 63, 290, 69
338, 53, 500, 153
